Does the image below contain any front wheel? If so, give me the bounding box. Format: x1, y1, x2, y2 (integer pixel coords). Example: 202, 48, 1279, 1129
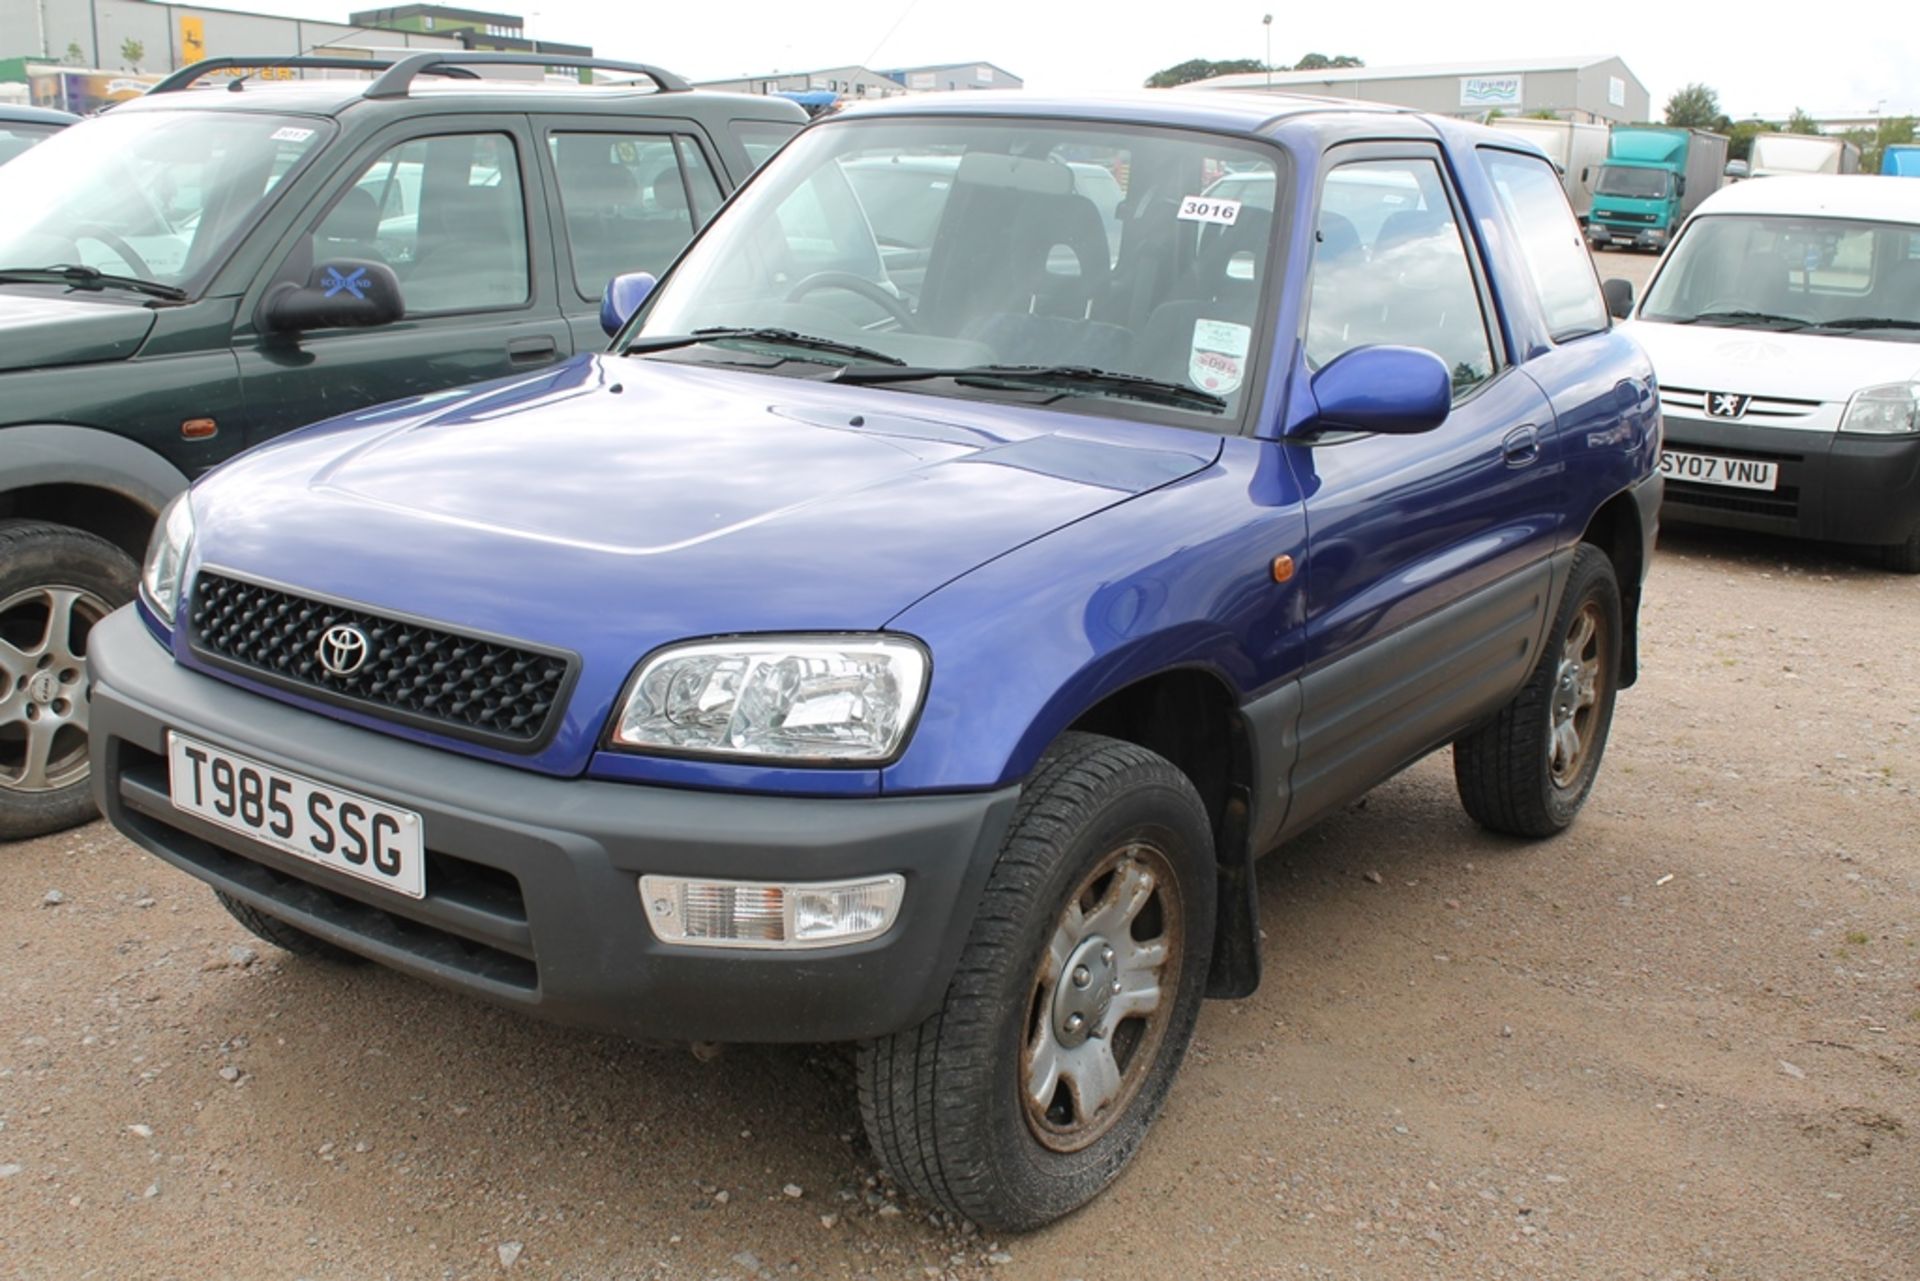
1454, 545, 1623, 838
857, 732, 1216, 1231
0, 521, 138, 841
1878, 528, 1920, 575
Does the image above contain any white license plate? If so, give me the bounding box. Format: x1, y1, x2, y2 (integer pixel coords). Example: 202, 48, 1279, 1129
1658, 449, 1778, 491
167, 732, 425, 899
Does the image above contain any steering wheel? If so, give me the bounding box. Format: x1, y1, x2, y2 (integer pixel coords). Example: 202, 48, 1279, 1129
784, 271, 918, 332
71, 225, 156, 279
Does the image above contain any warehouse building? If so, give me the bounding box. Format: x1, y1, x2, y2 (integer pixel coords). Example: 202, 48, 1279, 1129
0, 0, 589, 112
698, 61, 1022, 102
1190, 55, 1650, 125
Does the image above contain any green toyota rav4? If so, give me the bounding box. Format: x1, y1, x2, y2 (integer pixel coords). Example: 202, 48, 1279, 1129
0, 53, 803, 838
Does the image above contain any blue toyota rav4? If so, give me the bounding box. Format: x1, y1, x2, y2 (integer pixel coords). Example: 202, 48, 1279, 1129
90, 91, 1660, 1229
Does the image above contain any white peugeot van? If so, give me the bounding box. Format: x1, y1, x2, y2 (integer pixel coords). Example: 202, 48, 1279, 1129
1622, 176, 1920, 571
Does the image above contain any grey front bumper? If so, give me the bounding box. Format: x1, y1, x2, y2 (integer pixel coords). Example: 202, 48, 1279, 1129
88, 607, 1019, 1043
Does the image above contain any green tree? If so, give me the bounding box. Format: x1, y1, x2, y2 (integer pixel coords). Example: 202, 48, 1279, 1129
119, 37, 144, 71
1724, 118, 1778, 162
1844, 115, 1916, 173
1144, 57, 1266, 89
1785, 108, 1821, 135
64, 41, 84, 66
1664, 82, 1721, 128
1292, 53, 1364, 70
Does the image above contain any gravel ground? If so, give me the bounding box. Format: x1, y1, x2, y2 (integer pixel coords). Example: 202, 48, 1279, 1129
5, 347, 1917, 1277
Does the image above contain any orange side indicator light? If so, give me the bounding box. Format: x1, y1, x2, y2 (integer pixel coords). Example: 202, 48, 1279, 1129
181, 418, 218, 440
1271, 554, 1295, 583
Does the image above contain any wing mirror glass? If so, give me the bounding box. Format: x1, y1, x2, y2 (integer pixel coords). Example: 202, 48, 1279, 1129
1293, 345, 1452, 437
1602, 277, 1635, 321
600, 271, 657, 338
264, 259, 403, 333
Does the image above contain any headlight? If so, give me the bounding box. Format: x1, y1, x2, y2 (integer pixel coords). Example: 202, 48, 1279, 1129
140, 492, 195, 624
610, 635, 928, 763
1840, 382, 1920, 436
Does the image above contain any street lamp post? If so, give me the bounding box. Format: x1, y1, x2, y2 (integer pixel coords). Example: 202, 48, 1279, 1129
1263, 14, 1272, 88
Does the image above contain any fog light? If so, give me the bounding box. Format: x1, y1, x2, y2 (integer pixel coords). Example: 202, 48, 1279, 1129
638, 874, 905, 949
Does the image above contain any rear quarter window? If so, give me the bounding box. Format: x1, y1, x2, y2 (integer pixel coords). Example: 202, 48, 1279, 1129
1478, 148, 1609, 341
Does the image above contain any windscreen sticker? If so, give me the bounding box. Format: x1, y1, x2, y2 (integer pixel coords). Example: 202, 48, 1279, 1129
1189, 318, 1252, 396
1177, 195, 1242, 225
271, 126, 316, 142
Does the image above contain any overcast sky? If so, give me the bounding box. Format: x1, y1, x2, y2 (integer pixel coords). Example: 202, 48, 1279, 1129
276, 0, 1920, 119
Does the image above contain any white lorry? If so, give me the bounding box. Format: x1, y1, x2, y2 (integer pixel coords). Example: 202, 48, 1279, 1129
1748, 132, 1862, 178
1488, 117, 1611, 218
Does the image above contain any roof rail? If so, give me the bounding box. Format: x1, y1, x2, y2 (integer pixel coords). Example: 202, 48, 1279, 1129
147, 55, 480, 95
146, 51, 692, 99
363, 51, 692, 98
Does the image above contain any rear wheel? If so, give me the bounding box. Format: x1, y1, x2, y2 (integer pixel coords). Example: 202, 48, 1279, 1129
215, 890, 368, 964
857, 733, 1215, 1230
1455, 545, 1622, 837
0, 521, 137, 841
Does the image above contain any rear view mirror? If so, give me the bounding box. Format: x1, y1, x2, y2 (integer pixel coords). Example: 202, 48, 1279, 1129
1602, 277, 1635, 321
600, 271, 657, 337
1674, 176, 1687, 197
1297, 345, 1451, 436
263, 259, 403, 333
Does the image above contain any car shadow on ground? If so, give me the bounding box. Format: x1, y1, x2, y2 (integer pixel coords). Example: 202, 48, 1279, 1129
1654, 520, 1884, 578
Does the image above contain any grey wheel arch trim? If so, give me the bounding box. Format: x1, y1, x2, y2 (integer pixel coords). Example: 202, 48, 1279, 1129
0, 424, 190, 516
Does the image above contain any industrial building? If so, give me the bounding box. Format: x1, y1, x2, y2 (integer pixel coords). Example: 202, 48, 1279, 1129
0, 0, 590, 112
1190, 55, 1650, 125
698, 61, 1022, 103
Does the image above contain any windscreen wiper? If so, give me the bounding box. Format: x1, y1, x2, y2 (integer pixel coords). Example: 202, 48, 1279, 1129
832, 362, 1229, 413
0, 264, 188, 302
1673, 309, 1809, 330
624, 326, 905, 367
1809, 317, 1920, 332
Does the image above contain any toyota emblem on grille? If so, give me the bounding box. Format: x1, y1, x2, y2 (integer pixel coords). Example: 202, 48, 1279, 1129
318, 624, 371, 676
1707, 392, 1752, 420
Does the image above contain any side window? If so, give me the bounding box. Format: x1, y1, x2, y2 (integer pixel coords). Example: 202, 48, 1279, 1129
314, 132, 529, 315
1478, 148, 1609, 340
732, 120, 802, 173
550, 132, 698, 298
1306, 158, 1494, 399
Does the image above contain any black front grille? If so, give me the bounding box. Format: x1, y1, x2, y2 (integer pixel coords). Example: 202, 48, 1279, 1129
189, 571, 574, 750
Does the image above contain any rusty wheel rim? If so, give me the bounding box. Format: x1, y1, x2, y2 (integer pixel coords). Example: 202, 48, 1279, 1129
1020, 840, 1182, 1153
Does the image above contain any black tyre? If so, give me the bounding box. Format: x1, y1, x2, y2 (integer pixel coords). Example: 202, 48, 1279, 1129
1879, 528, 1920, 575
0, 520, 138, 842
215, 890, 368, 964
1454, 544, 1623, 838
857, 732, 1216, 1231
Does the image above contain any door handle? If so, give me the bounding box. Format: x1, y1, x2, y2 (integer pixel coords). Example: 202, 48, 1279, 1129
507, 336, 558, 364
1502, 424, 1541, 468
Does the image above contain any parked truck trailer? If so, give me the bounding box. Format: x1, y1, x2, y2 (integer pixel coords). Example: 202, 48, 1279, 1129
1748, 132, 1861, 177
1487, 117, 1611, 218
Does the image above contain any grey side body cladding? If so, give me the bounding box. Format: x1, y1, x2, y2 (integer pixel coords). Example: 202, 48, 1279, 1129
0, 424, 190, 513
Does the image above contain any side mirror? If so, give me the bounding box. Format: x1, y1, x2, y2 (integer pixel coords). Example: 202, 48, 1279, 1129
599, 271, 657, 338
263, 260, 403, 333
1602, 277, 1635, 321
1674, 176, 1686, 197
1296, 345, 1452, 437
1580, 166, 1590, 184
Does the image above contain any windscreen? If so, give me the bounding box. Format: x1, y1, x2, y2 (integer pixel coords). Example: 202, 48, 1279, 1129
632, 118, 1284, 422
1641, 214, 1920, 338
0, 109, 328, 290
1594, 165, 1671, 199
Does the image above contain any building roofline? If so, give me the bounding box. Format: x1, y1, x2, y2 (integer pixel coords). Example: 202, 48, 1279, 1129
1191, 54, 1634, 90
